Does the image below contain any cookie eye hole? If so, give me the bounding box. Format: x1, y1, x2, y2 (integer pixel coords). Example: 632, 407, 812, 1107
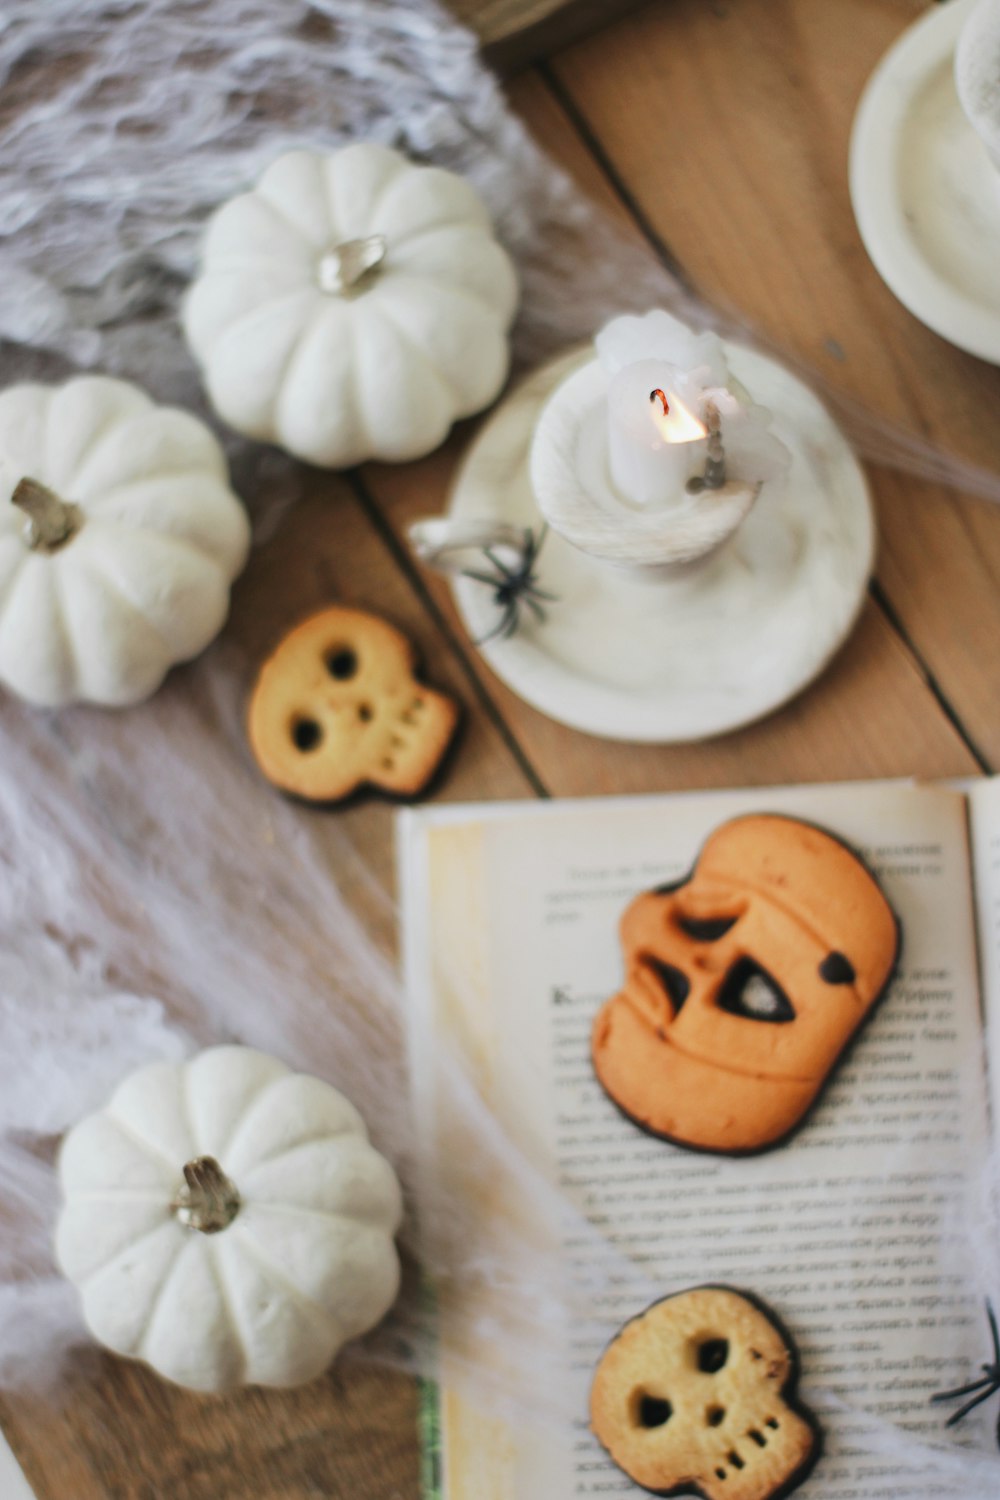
325, 646, 358, 681
358, 704, 374, 723
819, 951, 856, 985
676, 914, 738, 942
706, 1406, 726, 1427
631, 1392, 673, 1429
291, 717, 323, 752
697, 1338, 729, 1374
717, 960, 795, 1024
644, 957, 690, 1013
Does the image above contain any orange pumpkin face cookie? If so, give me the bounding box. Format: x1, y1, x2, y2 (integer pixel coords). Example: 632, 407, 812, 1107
591, 1286, 820, 1500
248, 606, 459, 802
591, 815, 900, 1154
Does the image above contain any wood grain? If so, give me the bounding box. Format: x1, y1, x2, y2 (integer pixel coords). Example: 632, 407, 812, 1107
443, 0, 651, 72
2, 1357, 419, 1500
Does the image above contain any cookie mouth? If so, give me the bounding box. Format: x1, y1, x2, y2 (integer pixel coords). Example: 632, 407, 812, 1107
655, 1031, 814, 1086
704, 1417, 788, 1487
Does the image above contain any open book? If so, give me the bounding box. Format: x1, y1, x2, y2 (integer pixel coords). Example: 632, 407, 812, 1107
400, 779, 1000, 1499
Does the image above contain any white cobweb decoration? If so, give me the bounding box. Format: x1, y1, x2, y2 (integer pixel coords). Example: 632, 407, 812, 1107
0, 659, 664, 1431
0, 0, 998, 1491
3, 0, 1000, 502
0, 0, 666, 406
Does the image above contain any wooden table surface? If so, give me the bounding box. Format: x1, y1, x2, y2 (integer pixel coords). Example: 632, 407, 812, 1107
4, 0, 1000, 1495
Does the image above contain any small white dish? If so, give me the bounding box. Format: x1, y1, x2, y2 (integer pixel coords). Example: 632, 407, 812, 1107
439, 344, 873, 744
850, 0, 1000, 363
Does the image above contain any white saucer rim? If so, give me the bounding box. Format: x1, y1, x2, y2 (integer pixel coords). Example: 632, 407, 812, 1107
849, 0, 1000, 363
446, 344, 874, 744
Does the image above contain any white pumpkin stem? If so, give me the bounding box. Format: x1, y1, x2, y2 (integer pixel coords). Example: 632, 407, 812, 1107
173, 1156, 241, 1234
12, 477, 83, 552
317, 234, 387, 295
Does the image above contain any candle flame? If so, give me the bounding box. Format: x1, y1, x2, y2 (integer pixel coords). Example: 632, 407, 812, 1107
648, 390, 707, 446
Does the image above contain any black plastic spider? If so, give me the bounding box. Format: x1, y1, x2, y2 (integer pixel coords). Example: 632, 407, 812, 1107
461, 525, 555, 644
932, 1300, 1000, 1447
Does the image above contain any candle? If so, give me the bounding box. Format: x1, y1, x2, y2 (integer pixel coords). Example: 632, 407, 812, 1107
606, 358, 707, 507
528, 309, 790, 573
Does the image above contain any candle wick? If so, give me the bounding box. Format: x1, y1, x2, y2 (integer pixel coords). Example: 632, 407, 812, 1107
649, 388, 670, 416
702, 401, 727, 491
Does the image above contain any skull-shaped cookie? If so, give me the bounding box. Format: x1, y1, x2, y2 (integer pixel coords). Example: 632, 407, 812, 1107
591, 1286, 820, 1500
592, 815, 900, 1153
248, 606, 459, 801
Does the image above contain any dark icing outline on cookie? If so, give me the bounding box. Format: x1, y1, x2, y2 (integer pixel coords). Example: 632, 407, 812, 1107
593, 813, 903, 1157
248, 607, 463, 808
591, 1284, 824, 1500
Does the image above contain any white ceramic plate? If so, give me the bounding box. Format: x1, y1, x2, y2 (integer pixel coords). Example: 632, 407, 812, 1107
445, 345, 873, 743
850, 0, 1000, 363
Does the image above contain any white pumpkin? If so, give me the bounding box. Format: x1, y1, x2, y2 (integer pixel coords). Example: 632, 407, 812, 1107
0, 376, 250, 708
183, 144, 519, 467
55, 1046, 403, 1392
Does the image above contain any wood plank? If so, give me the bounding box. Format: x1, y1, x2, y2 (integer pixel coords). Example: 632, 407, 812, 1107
0, 473, 537, 1500
443, 0, 650, 73
547, 0, 1000, 766
507, 70, 631, 215
1, 1358, 419, 1500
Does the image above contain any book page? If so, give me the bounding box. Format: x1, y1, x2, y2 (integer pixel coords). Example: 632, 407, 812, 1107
402, 781, 994, 1499
0, 1432, 34, 1500
969, 776, 1000, 1123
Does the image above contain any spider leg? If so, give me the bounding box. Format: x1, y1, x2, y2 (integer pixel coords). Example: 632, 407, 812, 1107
524, 523, 549, 564
499, 603, 520, 639
462, 568, 506, 589
478, 604, 517, 646
988, 1300, 1000, 1366
474, 597, 518, 646
522, 593, 546, 621
482, 547, 516, 581
524, 582, 557, 603
475, 615, 506, 646
944, 1382, 1000, 1427
933, 1373, 999, 1403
